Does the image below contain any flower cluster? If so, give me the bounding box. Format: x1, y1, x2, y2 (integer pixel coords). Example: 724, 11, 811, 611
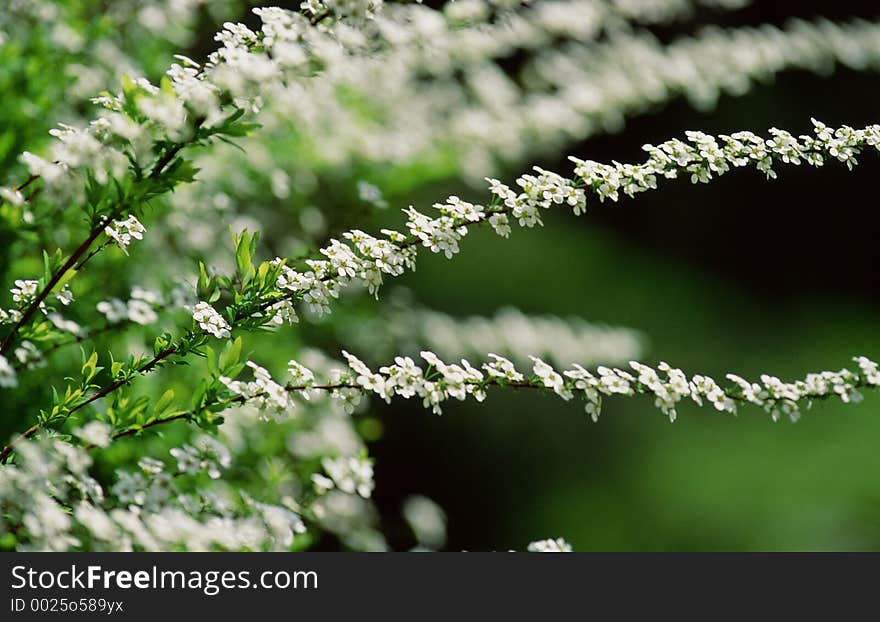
402, 495, 447, 550
169, 436, 232, 480
572, 120, 880, 203
13, 341, 45, 371
97, 287, 162, 326
312, 456, 375, 499
0, 433, 307, 552
10, 279, 38, 305
527, 538, 573, 552
270, 229, 417, 316
0, 355, 16, 388
74, 420, 113, 448
192, 301, 231, 338
156, 1, 880, 285
104, 215, 146, 254
242, 352, 880, 423
239, 120, 880, 333
6, 0, 880, 554
219, 361, 294, 420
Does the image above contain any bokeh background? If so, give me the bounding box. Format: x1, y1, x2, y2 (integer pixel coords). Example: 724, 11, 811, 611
2, 0, 880, 551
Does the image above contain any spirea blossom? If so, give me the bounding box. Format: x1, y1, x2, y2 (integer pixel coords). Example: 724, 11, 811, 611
192, 301, 232, 338
315, 456, 375, 499
104, 215, 145, 254
233, 121, 879, 334
74, 421, 113, 448
402, 495, 447, 550
0, 355, 17, 388
0, 436, 307, 551
527, 538, 573, 552
265, 353, 880, 423
10, 279, 38, 305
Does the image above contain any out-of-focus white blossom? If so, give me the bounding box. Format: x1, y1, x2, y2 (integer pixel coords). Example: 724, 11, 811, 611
527, 537, 573, 552
403, 495, 447, 550
74, 421, 113, 447
0, 355, 17, 388
314, 455, 375, 498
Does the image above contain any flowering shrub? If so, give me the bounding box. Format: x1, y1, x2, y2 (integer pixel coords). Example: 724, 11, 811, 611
1, 0, 878, 552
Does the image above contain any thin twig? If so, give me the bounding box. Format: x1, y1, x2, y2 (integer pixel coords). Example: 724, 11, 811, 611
0, 136, 195, 358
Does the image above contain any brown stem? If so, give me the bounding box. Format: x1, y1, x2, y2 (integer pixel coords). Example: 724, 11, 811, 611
73, 239, 112, 272
0, 422, 42, 464
85, 378, 538, 454
0, 345, 179, 462
108, 412, 190, 443
14, 323, 119, 373
0, 174, 39, 208
67, 345, 178, 418
0, 217, 115, 357
0, 133, 196, 358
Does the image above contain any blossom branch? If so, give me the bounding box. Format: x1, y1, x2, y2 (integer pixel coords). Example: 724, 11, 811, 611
4, 118, 875, 458
70, 350, 880, 458
234, 119, 880, 328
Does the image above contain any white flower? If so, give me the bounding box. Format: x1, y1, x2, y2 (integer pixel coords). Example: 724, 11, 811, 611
0, 186, 25, 206
0, 355, 17, 388
597, 366, 633, 395
320, 456, 375, 499
530, 356, 572, 399
11, 279, 38, 304
126, 300, 158, 325
14, 341, 43, 369
288, 359, 316, 387
856, 356, 880, 386
483, 354, 524, 383
245, 361, 293, 419
192, 301, 232, 338
138, 457, 165, 475
74, 421, 113, 448
131, 287, 162, 305
0, 308, 21, 325
527, 538, 572, 552
55, 284, 74, 306
169, 445, 202, 475
488, 212, 511, 237
104, 215, 145, 254
112, 471, 148, 506
74, 503, 118, 542
357, 180, 388, 209
97, 299, 128, 323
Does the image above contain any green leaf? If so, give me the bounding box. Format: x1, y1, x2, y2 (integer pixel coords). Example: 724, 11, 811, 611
218, 122, 262, 137
191, 380, 208, 411
219, 337, 242, 375
233, 228, 254, 279
205, 345, 217, 377
154, 389, 176, 416
159, 75, 175, 97
197, 260, 213, 299
120, 74, 137, 98
81, 351, 100, 384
